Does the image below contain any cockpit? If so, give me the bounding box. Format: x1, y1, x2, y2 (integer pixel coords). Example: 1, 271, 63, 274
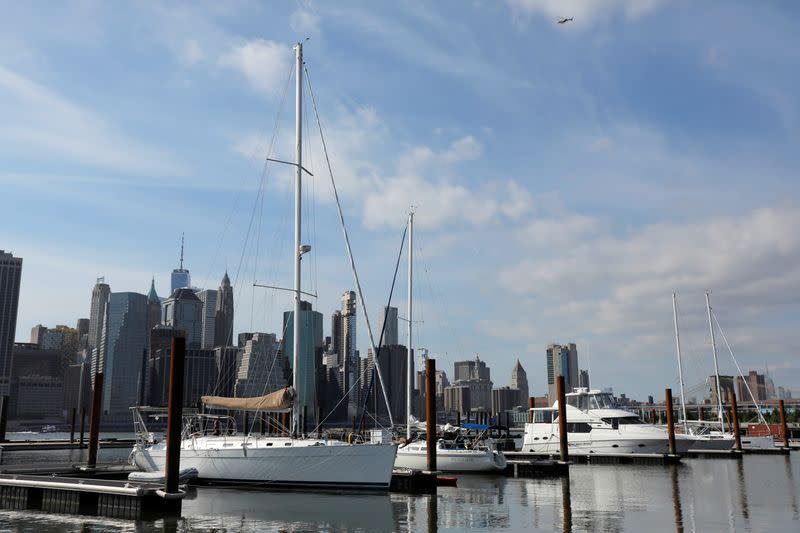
565, 391, 617, 411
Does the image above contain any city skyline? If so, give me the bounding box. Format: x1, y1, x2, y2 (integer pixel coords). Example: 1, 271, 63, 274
2, 2, 799, 399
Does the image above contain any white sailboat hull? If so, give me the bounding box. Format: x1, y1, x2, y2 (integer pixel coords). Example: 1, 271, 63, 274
132, 435, 397, 490
522, 423, 695, 456
394, 445, 507, 472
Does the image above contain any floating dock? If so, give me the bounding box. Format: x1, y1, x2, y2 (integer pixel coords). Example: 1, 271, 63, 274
0, 473, 182, 519
390, 469, 437, 493
504, 458, 569, 477
505, 451, 681, 465
0, 439, 135, 452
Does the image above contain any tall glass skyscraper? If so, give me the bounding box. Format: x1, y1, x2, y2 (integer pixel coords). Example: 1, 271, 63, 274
283, 301, 324, 428
98, 292, 148, 420
0, 250, 22, 396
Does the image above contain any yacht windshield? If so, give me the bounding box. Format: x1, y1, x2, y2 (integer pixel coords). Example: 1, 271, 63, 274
591, 393, 617, 409
566, 394, 591, 411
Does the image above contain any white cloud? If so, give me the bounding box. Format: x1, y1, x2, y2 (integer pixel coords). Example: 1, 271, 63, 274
219, 39, 291, 95
290, 4, 321, 36
0, 64, 183, 176
507, 0, 663, 28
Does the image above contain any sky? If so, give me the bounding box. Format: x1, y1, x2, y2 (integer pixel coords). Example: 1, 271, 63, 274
2, 1, 799, 399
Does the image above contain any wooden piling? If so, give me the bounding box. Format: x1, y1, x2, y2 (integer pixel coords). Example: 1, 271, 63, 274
665, 388, 676, 456
456, 411, 461, 427
556, 375, 569, 463
69, 407, 76, 444
164, 336, 186, 495
79, 407, 86, 446
729, 390, 742, 453
87, 373, 104, 468
303, 405, 307, 438
0, 395, 8, 442
651, 408, 657, 424
243, 412, 249, 436
779, 399, 789, 449
425, 358, 437, 472
698, 406, 704, 422
529, 397, 535, 423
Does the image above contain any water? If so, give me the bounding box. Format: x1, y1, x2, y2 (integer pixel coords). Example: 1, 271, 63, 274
1, 432, 134, 466
0, 454, 796, 532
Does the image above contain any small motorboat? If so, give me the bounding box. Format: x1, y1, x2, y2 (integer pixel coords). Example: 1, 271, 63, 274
128, 467, 199, 484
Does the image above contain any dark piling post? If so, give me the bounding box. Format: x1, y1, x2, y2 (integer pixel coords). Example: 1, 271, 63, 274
87, 373, 104, 468
779, 400, 789, 449
426, 358, 437, 472
69, 407, 76, 444
456, 411, 461, 427
557, 375, 569, 463
165, 337, 186, 495
729, 390, 742, 453
665, 388, 676, 456
0, 396, 8, 442
698, 406, 704, 422
303, 405, 308, 438
651, 408, 656, 424
351, 415, 356, 437
79, 407, 86, 446
260, 415, 265, 435
243, 412, 249, 436
529, 397, 535, 423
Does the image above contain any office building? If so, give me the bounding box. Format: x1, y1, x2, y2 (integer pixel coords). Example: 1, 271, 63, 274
170, 233, 191, 294
510, 358, 529, 407
579, 369, 590, 389
367, 344, 411, 423
164, 288, 203, 349
8, 343, 63, 420
88, 277, 110, 386
97, 292, 149, 421
444, 385, 470, 417
492, 386, 518, 416
146, 279, 162, 331
546, 343, 579, 402
454, 356, 490, 382
214, 272, 234, 347
452, 355, 493, 414
235, 333, 284, 399
197, 288, 218, 349
330, 310, 342, 358
735, 371, 768, 403
377, 305, 398, 347
283, 301, 324, 426
0, 251, 23, 395
340, 291, 358, 418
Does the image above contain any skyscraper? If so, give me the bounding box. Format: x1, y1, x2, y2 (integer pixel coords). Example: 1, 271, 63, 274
146, 279, 162, 332
368, 344, 412, 423
170, 233, 191, 294
452, 355, 493, 414
214, 271, 234, 347
163, 288, 203, 349
283, 301, 324, 427
546, 343, 579, 402
198, 288, 218, 349
341, 291, 358, 418
98, 292, 148, 420
510, 358, 529, 407
330, 310, 342, 357
235, 333, 283, 398
0, 250, 23, 395
88, 277, 110, 386
376, 305, 398, 347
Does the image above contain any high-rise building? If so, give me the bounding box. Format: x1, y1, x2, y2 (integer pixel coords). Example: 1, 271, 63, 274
710, 375, 736, 406
367, 344, 411, 424
164, 288, 203, 349
283, 300, 324, 426
214, 272, 234, 347
452, 355, 493, 414
88, 277, 110, 386
340, 291, 358, 418
30, 324, 47, 345
98, 292, 148, 421
546, 343, 579, 402
735, 371, 768, 403
235, 333, 283, 398
213, 346, 241, 399
579, 369, 590, 389
8, 343, 63, 420
330, 310, 342, 357
170, 233, 191, 294
454, 356, 490, 382
146, 278, 162, 332
444, 385, 470, 417
197, 288, 218, 349
146, 327, 217, 408
376, 306, 398, 347
0, 251, 23, 395
510, 358, 529, 407
492, 386, 519, 416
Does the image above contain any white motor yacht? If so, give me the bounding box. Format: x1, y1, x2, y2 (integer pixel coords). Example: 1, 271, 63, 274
522, 388, 696, 456
394, 428, 507, 472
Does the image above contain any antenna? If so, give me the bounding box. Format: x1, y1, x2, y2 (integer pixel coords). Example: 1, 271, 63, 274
180, 232, 185, 270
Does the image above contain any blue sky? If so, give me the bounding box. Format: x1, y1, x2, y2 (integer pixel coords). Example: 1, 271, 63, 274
2, 1, 798, 399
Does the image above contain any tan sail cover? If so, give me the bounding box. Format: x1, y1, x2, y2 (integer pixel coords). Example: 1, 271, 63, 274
201, 387, 294, 412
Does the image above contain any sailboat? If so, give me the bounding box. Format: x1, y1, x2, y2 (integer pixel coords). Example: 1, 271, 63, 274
130, 42, 397, 490
392, 211, 507, 472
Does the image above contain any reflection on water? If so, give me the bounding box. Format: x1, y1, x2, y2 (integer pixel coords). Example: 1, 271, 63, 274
0, 454, 795, 531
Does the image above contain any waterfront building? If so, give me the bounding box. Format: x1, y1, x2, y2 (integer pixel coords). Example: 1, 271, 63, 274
8, 343, 63, 420
510, 358, 529, 407
377, 305, 398, 347
492, 386, 518, 416
546, 343, 579, 402
0, 251, 23, 396
214, 272, 234, 347
197, 288, 218, 349
98, 292, 148, 421
444, 384, 470, 417
88, 277, 110, 386
170, 233, 191, 294
164, 288, 203, 349
283, 300, 324, 426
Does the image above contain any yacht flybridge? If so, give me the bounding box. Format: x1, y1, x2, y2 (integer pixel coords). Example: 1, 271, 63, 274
522, 388, 696, 456
130, 43, 397, 490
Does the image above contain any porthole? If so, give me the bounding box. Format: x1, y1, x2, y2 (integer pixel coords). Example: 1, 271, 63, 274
612, 444, 619, 448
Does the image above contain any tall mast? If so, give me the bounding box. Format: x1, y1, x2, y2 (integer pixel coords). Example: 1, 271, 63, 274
292, 42, 303, 437
406, 209, 414, 439
705, 291, 725, 433
672, 293, 688, 432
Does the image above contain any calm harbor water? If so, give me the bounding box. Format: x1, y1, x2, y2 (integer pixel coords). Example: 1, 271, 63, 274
0, 435, 797, 532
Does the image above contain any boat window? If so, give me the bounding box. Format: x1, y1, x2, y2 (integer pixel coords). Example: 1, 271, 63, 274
592, 393, 617, 409
566, 423, 592, 433
285, 442, 291, 446
266, 442, 273, 446
618, 417, 643, 425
